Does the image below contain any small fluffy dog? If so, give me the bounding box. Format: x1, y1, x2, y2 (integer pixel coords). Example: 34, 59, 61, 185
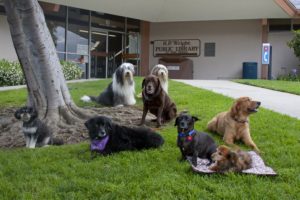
140, 75, 177, 127
81, 63, 136, 106
14, 106, 63, 148
209, 145, 252, 172
207, 97, 261, 152
85, 116, 164, 155
151, 64, 168, 93
175, 112, 217, 166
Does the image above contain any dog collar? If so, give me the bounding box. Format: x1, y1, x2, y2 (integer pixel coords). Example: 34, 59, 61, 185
178, 129, 196, 138
90, 136, 109, 152
233, 118, 248, 123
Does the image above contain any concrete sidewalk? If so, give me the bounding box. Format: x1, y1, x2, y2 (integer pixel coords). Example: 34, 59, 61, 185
0, 78, 101, 91
176, 80, 300, 120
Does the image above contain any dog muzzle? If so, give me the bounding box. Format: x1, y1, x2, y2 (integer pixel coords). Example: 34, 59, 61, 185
90, 136, 109, 152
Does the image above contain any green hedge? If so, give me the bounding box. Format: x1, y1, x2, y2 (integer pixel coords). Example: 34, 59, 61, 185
0, 59, 83, 86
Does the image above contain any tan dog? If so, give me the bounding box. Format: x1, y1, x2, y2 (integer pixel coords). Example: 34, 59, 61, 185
209, 145, 252, 172
207, 97, 260, 152
151, 64, 168, 93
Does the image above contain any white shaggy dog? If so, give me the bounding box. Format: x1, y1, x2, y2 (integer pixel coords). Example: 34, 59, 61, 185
81, 63, 136, 107
151, 64, 169, 93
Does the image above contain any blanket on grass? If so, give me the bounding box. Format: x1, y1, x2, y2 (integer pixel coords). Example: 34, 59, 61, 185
188, 151, 277, 176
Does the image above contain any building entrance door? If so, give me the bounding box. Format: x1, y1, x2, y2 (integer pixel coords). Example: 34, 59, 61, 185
90, 29, 124, 78
90, 30, 108, 78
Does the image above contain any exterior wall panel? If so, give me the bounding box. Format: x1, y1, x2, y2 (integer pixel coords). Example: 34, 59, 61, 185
150, 20, 262, 79
0, 15, 18, 61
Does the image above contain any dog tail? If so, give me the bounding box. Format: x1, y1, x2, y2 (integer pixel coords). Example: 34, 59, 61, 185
51, 138, 64, 146
80, 95, 92, 102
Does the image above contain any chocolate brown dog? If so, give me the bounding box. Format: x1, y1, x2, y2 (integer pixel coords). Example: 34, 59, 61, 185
140, 75, 177, 127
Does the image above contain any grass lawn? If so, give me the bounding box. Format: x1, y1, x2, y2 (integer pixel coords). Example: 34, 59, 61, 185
234, 79, 300, 95
0, 77, 299, 199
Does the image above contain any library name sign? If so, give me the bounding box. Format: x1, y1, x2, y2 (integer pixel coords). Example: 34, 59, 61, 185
153, 39, 200, 57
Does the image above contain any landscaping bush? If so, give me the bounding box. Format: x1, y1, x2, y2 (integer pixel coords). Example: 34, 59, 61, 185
277, 69, 300, 81
0, 59, 25, 86
0, 59, 83, 86
60, 60, 83, 80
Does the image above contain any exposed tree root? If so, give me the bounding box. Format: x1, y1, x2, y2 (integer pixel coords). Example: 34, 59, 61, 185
0, 106, 156, 148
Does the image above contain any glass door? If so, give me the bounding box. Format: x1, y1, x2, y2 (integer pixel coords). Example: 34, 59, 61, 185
90, 30, 108, 78
107, 32, 123, 77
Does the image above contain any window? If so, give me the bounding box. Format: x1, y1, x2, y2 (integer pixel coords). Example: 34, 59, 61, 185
204, 42, 215, 57
43, 3, 67, 56
269, 19, 291, 32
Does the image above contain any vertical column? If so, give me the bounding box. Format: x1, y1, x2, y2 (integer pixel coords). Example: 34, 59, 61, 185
140, 20, 150, 76
261, 18, 268, 79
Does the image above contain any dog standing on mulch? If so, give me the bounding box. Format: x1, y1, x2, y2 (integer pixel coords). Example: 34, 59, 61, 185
140, 75, 177, 127
14, 106, 63, 148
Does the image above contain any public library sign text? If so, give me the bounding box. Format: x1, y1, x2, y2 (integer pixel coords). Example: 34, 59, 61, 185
153, 39, 200, 57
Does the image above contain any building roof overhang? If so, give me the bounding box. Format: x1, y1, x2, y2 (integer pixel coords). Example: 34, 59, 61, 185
40, 0, 291, 22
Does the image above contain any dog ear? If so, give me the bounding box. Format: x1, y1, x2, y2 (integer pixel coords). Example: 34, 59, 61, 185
142, 78, 146, 89
14, 108, 22, 119
229, 151, 238, 162
174, 116, 179, 126
192, 116, 199, 122
105, 118, 113, 131
30, 107, 38, 118
230, 101, 240, 118
84, 118, 93, 130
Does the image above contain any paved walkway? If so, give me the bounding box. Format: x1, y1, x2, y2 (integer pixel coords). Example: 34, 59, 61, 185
0, 78, 101, 91
175, 80, 300, 120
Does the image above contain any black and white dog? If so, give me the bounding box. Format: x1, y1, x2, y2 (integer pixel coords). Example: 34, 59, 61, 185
175, 112, 217, 166
85, 116, 164, 155
151, 64, 168, 93
14, 106, 63, 148
81, 63, 136, 107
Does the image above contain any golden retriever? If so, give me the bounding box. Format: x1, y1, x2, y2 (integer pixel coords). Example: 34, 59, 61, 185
207, 97, 260, 152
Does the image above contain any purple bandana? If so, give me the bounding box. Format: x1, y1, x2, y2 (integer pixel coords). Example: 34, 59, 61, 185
90, 136, 109, 152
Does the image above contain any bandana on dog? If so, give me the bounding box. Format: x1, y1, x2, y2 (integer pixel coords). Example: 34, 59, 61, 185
90, 136, 109, 152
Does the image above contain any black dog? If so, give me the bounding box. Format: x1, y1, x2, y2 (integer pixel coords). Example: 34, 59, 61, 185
175, 113, 217, 166
14, 106, 63, 148
85, 116, 164, 155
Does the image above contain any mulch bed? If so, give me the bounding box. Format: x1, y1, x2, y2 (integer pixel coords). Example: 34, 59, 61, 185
0, 106, 156, 148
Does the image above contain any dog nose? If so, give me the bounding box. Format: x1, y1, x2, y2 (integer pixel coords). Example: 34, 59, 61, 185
257, 102, 261, 106
180, 122, 185, 127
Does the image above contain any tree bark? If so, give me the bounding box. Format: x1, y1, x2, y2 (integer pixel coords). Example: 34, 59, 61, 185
3, 0, 93, 136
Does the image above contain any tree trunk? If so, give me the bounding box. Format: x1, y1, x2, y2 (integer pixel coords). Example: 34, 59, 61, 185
3, 0, 93, 137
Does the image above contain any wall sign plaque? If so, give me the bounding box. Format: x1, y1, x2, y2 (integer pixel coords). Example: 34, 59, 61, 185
153, 39, 200, 57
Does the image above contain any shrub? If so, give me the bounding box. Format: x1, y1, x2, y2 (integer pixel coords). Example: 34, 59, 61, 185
0, 59, 83, 86
277, 68, 300, 81
287, 30, 300, 59
60, 60, 83, 80
0, 59, 25, 86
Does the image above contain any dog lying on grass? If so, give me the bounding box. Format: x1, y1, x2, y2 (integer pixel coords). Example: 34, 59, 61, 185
175, 112, 217, 166
14, 106, 63, 148
85, 116, 164, 155
207, 97, 261, 152
209, 145, 252, 173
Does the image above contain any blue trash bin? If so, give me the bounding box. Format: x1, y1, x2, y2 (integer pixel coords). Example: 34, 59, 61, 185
243, 62, 257, 79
